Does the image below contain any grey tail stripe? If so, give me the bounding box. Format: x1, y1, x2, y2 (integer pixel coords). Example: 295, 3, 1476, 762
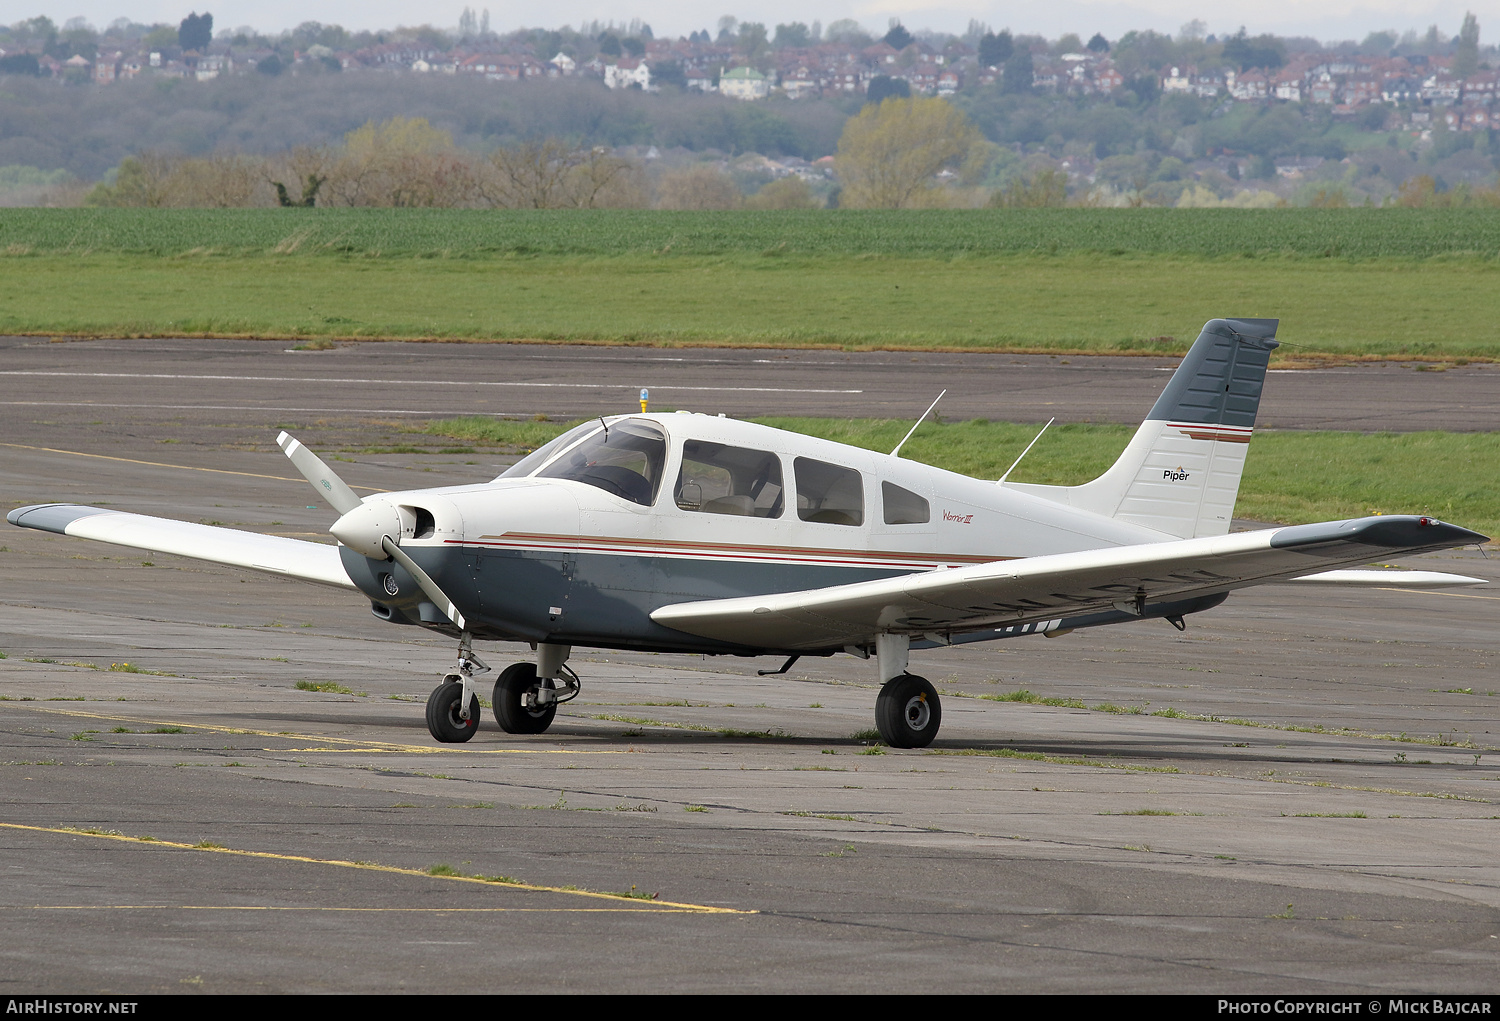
7, 503, 114, 534
1146, 318, 1280, 428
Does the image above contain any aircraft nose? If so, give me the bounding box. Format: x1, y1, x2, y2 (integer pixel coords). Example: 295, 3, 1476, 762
329, 499, 402, 559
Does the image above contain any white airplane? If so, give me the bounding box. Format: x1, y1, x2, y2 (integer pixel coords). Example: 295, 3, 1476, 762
8, 318, 1488, 747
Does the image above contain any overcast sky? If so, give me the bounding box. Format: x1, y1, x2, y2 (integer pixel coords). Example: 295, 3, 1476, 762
28, 1, 1498, 45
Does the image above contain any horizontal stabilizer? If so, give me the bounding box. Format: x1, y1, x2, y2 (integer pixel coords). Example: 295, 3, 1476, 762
1285, 569, 1487, 587
7, 503, 356, 590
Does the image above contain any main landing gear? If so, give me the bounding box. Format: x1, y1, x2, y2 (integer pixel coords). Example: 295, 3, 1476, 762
871, 633, 942, 749
876, 672, 941, 749
424, 637, 580, 743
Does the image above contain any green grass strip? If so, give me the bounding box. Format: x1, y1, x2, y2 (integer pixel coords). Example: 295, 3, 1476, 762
5, 208, 1500, 260
1, 250, 1497, 358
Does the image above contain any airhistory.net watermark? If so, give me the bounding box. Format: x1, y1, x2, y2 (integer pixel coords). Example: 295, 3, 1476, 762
5, 1003, 138, 1015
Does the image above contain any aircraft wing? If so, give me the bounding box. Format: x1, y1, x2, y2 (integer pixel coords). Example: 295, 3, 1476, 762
651, 515, 1487, 651
8, 504, 356, 591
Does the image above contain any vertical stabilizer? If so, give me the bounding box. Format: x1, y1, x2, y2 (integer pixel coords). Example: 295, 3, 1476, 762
1004, 318, 1279, 539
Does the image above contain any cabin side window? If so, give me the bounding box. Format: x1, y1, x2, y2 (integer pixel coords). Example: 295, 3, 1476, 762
535, 420, 667, 506
882, 482, 930, 525
675, 442, 784, 518
794, 457, 863, 526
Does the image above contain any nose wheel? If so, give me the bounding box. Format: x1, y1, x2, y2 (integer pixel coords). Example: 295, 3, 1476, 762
875, 673, 941, 748
425, 680, 481, 743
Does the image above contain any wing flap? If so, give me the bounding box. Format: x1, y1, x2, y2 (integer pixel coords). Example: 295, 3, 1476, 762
651, 515, 1486, 650
8, 503, 356, 590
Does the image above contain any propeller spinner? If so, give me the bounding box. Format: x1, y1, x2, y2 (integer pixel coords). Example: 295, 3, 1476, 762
277, 431, 467, 630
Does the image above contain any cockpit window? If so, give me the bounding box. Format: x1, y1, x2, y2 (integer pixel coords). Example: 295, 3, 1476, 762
794, 457, 863, 526
498, 421, 602, 479
536, 420, 667, 506
882, 482, 930, 524
675, 442, 784, 518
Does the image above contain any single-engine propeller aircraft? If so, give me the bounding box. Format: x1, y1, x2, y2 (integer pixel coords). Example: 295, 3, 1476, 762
9, 319, 1489, 747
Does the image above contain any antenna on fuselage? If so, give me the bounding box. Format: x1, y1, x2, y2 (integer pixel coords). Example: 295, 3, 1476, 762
997, 418, 1055, 484
890, 390, 947, 458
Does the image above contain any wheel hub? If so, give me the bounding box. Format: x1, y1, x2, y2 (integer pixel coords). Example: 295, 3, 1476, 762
904, 693, 930, 731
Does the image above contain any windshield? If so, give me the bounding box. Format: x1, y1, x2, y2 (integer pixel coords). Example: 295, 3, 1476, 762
497, 421, 603, 480
535, 420, 667, 506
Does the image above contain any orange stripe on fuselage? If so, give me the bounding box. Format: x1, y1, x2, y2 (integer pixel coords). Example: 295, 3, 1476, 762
458, 532, 1009, 570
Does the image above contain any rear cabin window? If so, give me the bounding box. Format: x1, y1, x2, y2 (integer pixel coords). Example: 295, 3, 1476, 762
882, 482, 930, 525
536, 420, 667, 506
675, 442, 784, 518
794, 457, 863, 526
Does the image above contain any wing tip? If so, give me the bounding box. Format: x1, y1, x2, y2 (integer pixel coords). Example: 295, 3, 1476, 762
8, 503, 112, 533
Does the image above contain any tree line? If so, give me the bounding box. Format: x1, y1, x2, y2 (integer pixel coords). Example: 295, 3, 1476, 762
77, 100, 1500, 211
84, 116, 834, 210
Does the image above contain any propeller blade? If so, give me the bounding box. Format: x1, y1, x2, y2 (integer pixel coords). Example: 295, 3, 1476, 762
382, 535, 467, 631
281, 431, 465, 630
277, 431, 362, 515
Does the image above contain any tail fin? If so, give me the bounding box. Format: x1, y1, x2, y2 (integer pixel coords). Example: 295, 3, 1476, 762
1005, 318, 1279, 539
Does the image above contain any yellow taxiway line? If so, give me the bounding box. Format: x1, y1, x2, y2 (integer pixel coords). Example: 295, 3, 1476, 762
0, 823, 750, 915
2, 704, 622, 755
0, 442, 387, 492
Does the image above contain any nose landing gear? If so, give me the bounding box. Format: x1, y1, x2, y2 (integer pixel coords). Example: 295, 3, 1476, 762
423, 639, 578, 742
424, 632, 490, 744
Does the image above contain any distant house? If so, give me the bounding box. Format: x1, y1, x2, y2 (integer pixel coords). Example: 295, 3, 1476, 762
1161, 66, 1192, 93
1228, 70, 1268, 100
1093, 64, 1123, 92
62, 53, 91, 80
780, 65, 819, 98
1274, 156, 1323, 178
1342, 78, 1379, 105
93, 51, 121, 83
1421, 73, 1461, 104
196, 53, 232, 80
1308, 72, 1337, 104
604, 59, 651, 90
719, 65, 769, 100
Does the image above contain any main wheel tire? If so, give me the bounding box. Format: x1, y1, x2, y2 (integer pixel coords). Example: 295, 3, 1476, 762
493, 662, 558, 735
425, 680, 480, 743
875, 673, 941, 749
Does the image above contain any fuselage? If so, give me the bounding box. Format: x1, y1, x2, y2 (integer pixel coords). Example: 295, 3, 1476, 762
341, 413, 1178, 654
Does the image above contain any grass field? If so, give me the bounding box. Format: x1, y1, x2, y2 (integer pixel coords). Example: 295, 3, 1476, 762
424, 415, 1500, 540
6, 208, 1500, 259
3, 209, 1498, 358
